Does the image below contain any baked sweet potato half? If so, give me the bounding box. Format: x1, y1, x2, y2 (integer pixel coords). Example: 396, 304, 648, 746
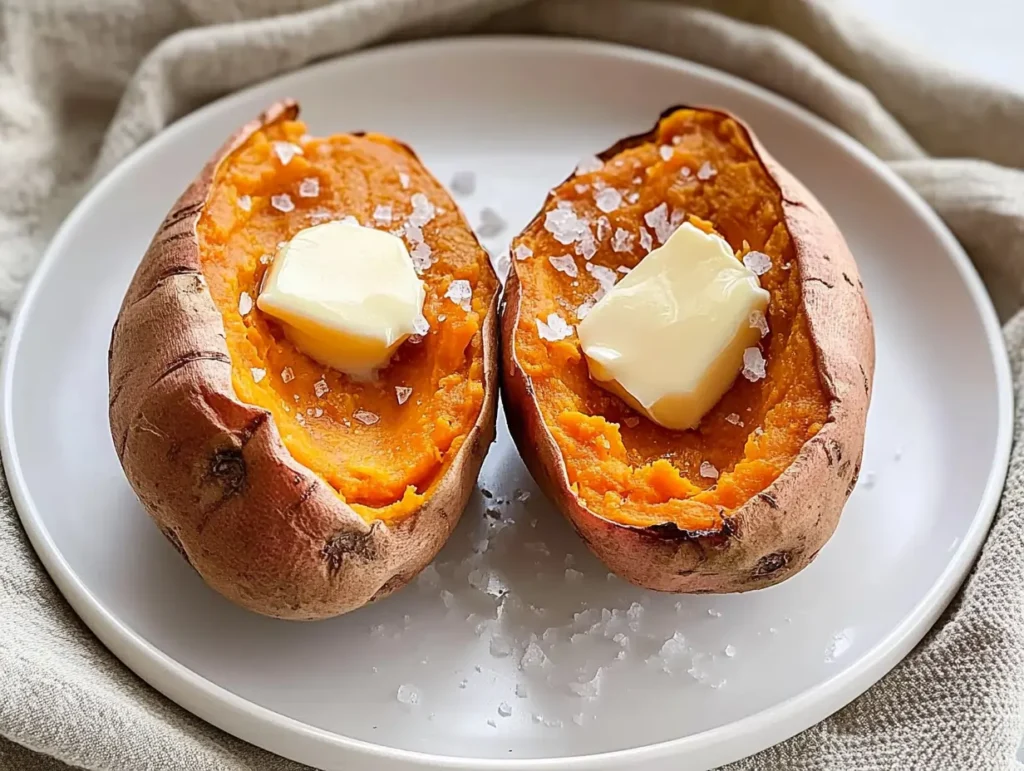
109, 100, 499, 619
501, 106, 873, 593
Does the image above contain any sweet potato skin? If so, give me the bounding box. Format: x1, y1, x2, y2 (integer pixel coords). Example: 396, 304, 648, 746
501, 106, 874, 593
109, 101, 499, 619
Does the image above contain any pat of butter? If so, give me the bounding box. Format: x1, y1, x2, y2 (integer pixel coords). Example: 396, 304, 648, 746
577, 222, 769, 431
256, 221, 425, 378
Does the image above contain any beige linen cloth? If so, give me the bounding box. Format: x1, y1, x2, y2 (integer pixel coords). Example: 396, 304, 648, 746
2, 0, 1024, 769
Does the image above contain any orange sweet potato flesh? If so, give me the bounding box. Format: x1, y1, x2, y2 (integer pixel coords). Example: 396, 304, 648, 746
197, 119, 497, 524
511, 109, 829, 531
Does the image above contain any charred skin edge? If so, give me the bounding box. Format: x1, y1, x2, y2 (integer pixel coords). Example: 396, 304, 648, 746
501, 104, 875, 594
109, 100, 500, 619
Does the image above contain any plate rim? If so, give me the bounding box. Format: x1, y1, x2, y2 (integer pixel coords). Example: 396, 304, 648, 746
1, 35, 1013, 771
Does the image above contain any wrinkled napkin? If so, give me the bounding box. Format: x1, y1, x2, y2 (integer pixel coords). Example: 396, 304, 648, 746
2, 0, 1024, 769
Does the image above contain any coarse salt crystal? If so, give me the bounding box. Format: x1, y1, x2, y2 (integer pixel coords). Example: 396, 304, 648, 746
398, 172, 410, 189
497, 702, 513, 717
596, 216, 611, 242
659, 145, 674, 161
373, 204, 393, 225
644, 203, 682, 244
700, 461, 719, 480
520, 641, 551, 670
396, 684, 420, 705
743, 251, 772, 276
445, 279, 473, 310
250, 367, 266, 383
725, 644, 737, 657
450, 171, 476, 196
514, 244, 533, 261
549, 254, 578, 278
544, 207, 587, 245
586, 262, 617, 301
639, 227, 653, 252
281, 367, 294, 383
272, 141, 303, 166
575, 227, 598, 261
595, 188, 622, 213
537, 313, 573, 342
749, 310, 769, 337
576, 300, 595, 320
413, 314, 430, 336
725, 413, 743, 426
271, 194, 294, 213
742, 347, 767, 382
410, 241, 433, 273
477, 207, 506, 238
353, 409, 380, 426
395, 386, 413, 405
617, 265, 631, 274
515, 683, 528, 698
612, 228, 634, 253
408, 193, 436, 227
490, 637, 512, 658
575, 155, 604, 175
237, 195, 251, 211
314, 378, 329, 398
238, 291, 253, 316
314, 407, 323, 417
486, 718, 497, 728
697, 161, 717, 180
298, 177, 319, 198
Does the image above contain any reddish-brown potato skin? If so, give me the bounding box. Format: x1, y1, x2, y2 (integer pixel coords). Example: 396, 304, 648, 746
108, 101, 499, 620
501, 106, 874, 593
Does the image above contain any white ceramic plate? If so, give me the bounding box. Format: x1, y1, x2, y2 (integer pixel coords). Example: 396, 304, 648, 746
1, 37, 1012, 771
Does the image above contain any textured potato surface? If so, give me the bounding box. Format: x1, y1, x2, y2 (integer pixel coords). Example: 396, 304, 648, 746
197, 119, 497, 522
511, 109, 829, 530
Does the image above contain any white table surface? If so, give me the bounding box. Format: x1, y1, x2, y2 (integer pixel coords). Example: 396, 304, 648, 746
850, 0, 1024, 95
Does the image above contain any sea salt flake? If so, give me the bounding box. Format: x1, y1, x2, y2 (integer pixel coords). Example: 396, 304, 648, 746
572, 713, 585, 726
576, 300, 595, 320
749, 310, 769, 337
520, 641, 551, 670
440, 589, 455, 609
486, 718, 497, 728
595, 216, 611, 242
408, 193, 436, 227
413, 314, 430, 336
410, 241, 434, 273
595, 188, 622, 213
250, 367, 266, 383
295, 413, 305, 425
544, 207, 587, 245
294, 394, 300, 403
259, 253, 273, 265
697, 161, 717, 180
725, 644, 737, 658
536, 313, 573, 342
272, 141, 303, 166
700, 461, 719, 480
314, 378, 329, 398
398, 172, 410, 189
586, 263, 618, 300
238, 291, 253, 316
639, 227, 653, 252
281, 367, 295, 383
644, 203, 680, 244
624, 416, 640, 428
298, 177, 319, 198
314, 407, 323, 418
396, 684, 420, 705
450, 171, 476, 196
659, 145, 674, 161
725, 413, 743, 426
271, 193, 294, 213
627, 191, 640, 204
353, 409, 380, 426
515, 683, 528, 698
514, 244, 533, 261
373, 204, 393, 225
515, 489, 531, 503
445, 279, 473, 311
549, 254, 578, 278
395, 386, 413, 405
498, 702, 513, 718
617, 266, 631, 274
569, 668, 603, 699
611, 228, 635, 253
237, 195, 251, 211
743, 250, 772, 276
477, 207, 506, 238
742, 347, 767, 382
575, 155, 604, 175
